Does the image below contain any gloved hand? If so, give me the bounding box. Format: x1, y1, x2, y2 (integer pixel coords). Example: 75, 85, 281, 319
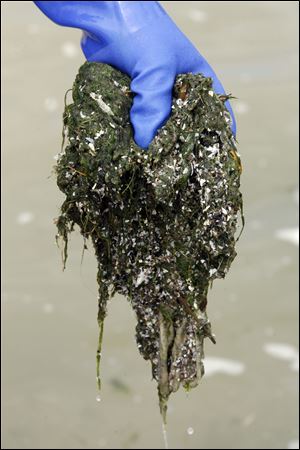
34, 1, 236, 148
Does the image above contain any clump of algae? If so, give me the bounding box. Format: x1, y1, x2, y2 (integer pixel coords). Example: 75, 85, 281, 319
55, 62, 243, 422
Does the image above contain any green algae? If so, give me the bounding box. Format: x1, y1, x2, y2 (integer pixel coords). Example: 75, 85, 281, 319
54, 62, 243, 422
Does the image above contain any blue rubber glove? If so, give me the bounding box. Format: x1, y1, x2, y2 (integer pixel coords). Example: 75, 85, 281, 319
34, 1, 236, 148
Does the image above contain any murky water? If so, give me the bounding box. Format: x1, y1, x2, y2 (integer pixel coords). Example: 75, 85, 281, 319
2, 1, 298, 449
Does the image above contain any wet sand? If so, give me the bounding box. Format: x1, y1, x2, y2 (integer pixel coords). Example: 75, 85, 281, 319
2, 1, 299, 449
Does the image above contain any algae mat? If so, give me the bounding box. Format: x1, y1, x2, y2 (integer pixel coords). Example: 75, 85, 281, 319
55, 62, 243, 421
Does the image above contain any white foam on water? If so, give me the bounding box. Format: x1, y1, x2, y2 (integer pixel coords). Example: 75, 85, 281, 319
235, 101, 250, 115
275, 228, 299, 246
263, 342, 298, 360
187, 427, 194, 435
204, 357, 245, 377
263, 342, 299, 372
43, 303, 54, 314
44, 97, 59, 112
287, 439, 299, 449
17, 211, 34, 225
187, 9, 208, 23
61, 41, 78, 59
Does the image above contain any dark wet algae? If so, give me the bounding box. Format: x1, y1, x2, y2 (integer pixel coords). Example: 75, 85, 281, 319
55, 62, 243, 422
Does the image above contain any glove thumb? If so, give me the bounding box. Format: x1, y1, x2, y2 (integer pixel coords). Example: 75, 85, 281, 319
130, 65, 176, 149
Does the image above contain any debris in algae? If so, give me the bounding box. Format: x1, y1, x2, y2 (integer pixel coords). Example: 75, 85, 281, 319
55, 62, 243, 423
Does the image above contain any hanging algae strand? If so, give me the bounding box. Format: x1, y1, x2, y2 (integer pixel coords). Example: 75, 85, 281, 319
54, 62, 243, 421
96, 269, 109, 391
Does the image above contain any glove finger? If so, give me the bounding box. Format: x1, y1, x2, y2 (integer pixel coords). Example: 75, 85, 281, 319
130, 65, 176, 149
